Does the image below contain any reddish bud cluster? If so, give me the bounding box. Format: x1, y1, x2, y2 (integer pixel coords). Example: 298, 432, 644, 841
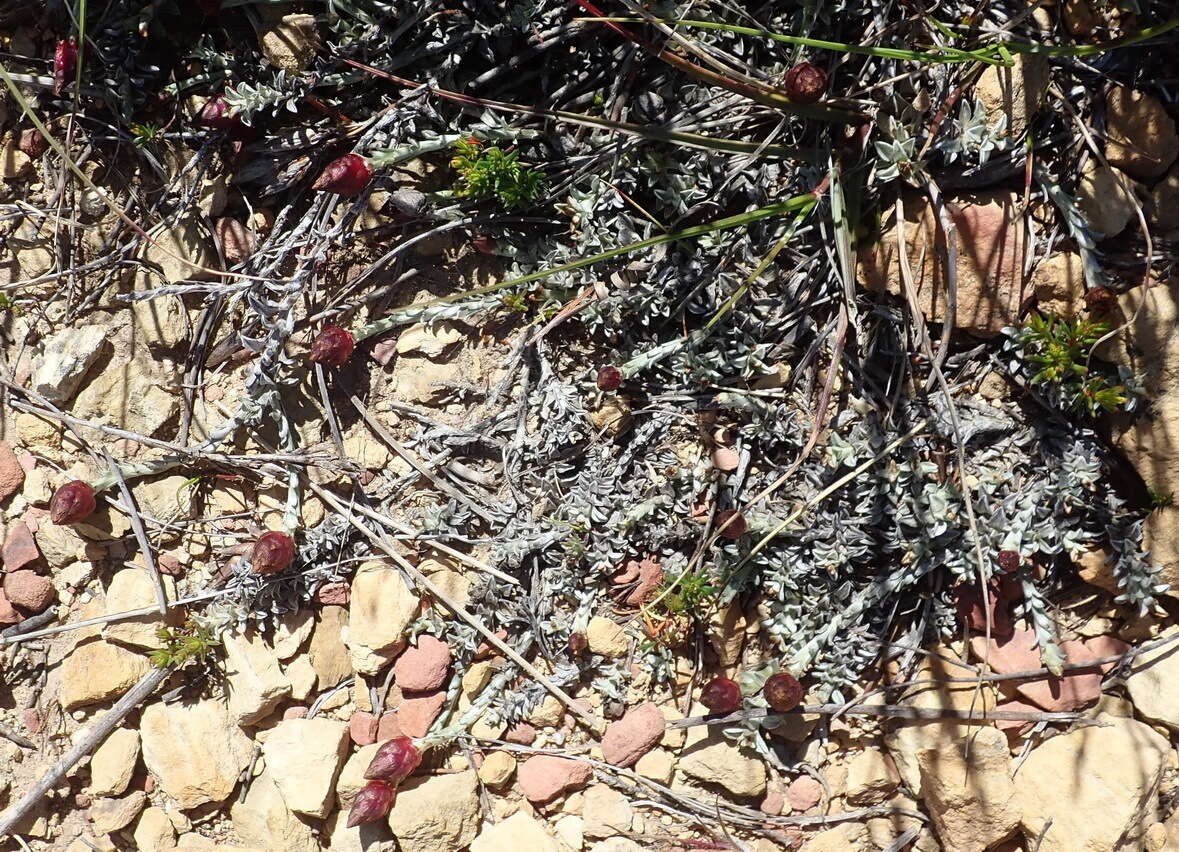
195, 96, 238, 132
365, 737, 422, 785
312, 153, 373, 196
714, 509, 747, 541
700, 677, 743, 714
49, 480, 96, 525
783, 62, 828, 104
996, 549, 1021, 573
54, 38, 77, 96
596, 365, 622, 392
1084, 286, 1117, 313
18, 129, 47, 158
763, 671, 803, 712
347, 780, 396, 827
308, 325, 356, 367
251, 531, 296, 576
567, 632, 589, 656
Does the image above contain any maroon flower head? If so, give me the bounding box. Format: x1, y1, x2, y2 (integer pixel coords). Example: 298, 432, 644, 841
312, 153, 373, 196
54, 38, 77, 96
567, 632, 589, 656
18, 129, 48, 158
783, 62, 828, 104
596, 365, 622, 392
1084, 286, 1117, 313
195, 96, 239, 132
251, 531, 296, 576
347, 780, 396, 827
700, 677, 742, 714
763, 671, 803, 712
714, 509, 747, 541
997, 550, 1021, 574
364, 736, 422, 785
308, 325, 356, 367
49, 480, 96, 525
471, 234, 498, 255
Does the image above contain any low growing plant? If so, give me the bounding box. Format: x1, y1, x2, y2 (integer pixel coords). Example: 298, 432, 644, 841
1017, 314, 1127, 415
451, 138, 545, 209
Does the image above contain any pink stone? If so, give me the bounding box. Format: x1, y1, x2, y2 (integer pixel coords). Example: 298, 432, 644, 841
283, 706, 308, 720
969, 627, 1040, 674
394, 635, 452, 691
711, 447, 740, 471
760, 788, 785, 816
316, 581, 350, 606
601, 702, 664, 767
2, 570, 54, 613
369, 337, 398, 367
2, 521, 40, 571
1015, 639, 1107, 711
395, 691, 446, 738
504, 723, 537, 745
0, 442, 25, 502
994, 698, 1042, 733
204, 385, 225, 402
786, 776, 823, 812
517, 755, 594, 803
0, 589, 22, 624
473, 629, 508, 661
350, 711, 380, 746
16, 451, 35, 474
20, 708, 42, 734
377, 712, 403, 742
1081, 635, 1129, 672
157, 553, 183, 577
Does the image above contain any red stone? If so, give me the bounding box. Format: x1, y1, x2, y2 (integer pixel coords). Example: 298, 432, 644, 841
504, 722, 537, 745
349, 711, 380, 746
2, 521, 40, 571
395, 691, 446, 738
283, 706, 308, 720
2, 570, 54, 613
517, 755, 593, 803
601, 702, 664, 767
315, 581, 350, 606
377, 712, 403, 742
394, 635, 452, 691
20, 708, 42, 734
0, 442, 25, 501
786, 775, 823, 811
0, 589, 22, 624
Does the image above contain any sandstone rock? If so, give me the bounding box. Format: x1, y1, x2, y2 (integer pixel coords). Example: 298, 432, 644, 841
89, 727, 140, 797
1014, 715, 1169, 851
261, 717, 349, 818
31, 325, 107, 404
34, 519, 84, 568
222, 629, 292, 725
140, 697, 253, 809
2, 569, 54, 612
100, 568, 178, 650
309, 604, 351, 688
918, 725, 1019, 852
0, 589, 21, 624
471, 811, 559, 852
844, 748, 899, 805
394, 634, 452, 691
518, 754, 595, 803
970, 628, 1112, 711
477, 750, 516, 788
0, 442, 25, 502
131, 296, 190, 350
589, 397, 632, 436
271, 609, 314, 660
1105, 87, 1179, 181
800, 823, 870, 852
396, 322, 464, 358
260, 14, 321, 74
336, 743, 380, 808
705, 603, 746, 669
1124, 625, 1179, 731
73, 357, 180, 439
89, 791, 147, 834
326, 808, 396, 852
601, 702, 664, 767
387, 769, 480, 852
341, 431, 391, 471
133, 475, 198, 531
860, 191, 1082, 336
395, 689, 446, 737
346, 561, 419, 675
975, 53, 1049, 138
1077, 163, 1138, 237
678, 725, 766, 798
140, 216, 217, 284
229, 771, 318, 852
634, 748, 675, 784
0, 140, 33, 181
349, 710, 380, 746
2, 520, 40, 570
60, 638, 152, 710
555, 815, 584, 851
582, 784, 632, 838
787, 775, 823, 811
588, 840, 645, 852
586, 615, 629, 658
133, 806, 177, 852
505, 722, 538, 745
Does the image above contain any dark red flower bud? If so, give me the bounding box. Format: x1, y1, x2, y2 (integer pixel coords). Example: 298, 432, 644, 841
783, 62, 828, 104
567, 632, 588, 656
312, 153, 373, 196
18, 129, 47, 158
347, 780, 396, 827
49, 480, 96, 525
54, 38, 77, 96
714, 509, 747, 540
700, 677, 742, 714
596, 366, 622, 392
364, 736, 422, 785
1084, 286, 1117, 313
763, 671, 803, 712
997, 550, 1021, 573
251, 531, 296, 575
470, 234, 497, 255
195, 96, 238, 132
308, 325, 355, 367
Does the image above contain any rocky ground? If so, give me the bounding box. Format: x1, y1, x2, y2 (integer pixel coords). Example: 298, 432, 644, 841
3, 2, 1179, 852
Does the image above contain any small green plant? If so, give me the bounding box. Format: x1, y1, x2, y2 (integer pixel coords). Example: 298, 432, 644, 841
0, 293, 20, 315
451, 137, 545, 209
1019, 314, 1127, 415
129, 122, 164, 148
149, 619, 220, 669
1148, 487, 1175, 510
659, 570, 716, 618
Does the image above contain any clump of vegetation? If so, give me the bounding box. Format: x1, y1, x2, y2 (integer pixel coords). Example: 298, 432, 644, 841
450, 138, 544, 209
1018, 314, 1128, 415
150, 619, 221, 669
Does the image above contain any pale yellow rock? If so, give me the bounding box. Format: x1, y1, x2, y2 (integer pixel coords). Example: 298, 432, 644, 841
336, 743, 380, 808
309, 604, 351, 689
1078, 164, 1138, 238
555, 814, 584, 851
387, 770, 481, 852
800, 823, 870, 852
261, 717, 349, 818
229, 770, 318, 852
1106, 87, 1179, 181
529, 694, 565, 727
705, 603, 746, 670
585, 616, 629, 658
588, 397, 631, 436
133, 806, 177, 852
917, 726, 1018, 852
844, 748, 899, 805
582, 784, 632, 838
133, 475, 198, 539
90, 791, 147, 834
346, 561, 419, 675
396, 322, 465, 358
477, 751, 516, 788
271, 609, 314, 660
140, 697, 253, 809
100, 568, 179, 650
15, 412, 62, 451
326, 808, 397, 851
259, 14, 320, 74
342, 431, 392, 470
634, 748, 675, 784
222, 628, 292, 725
1125, 625, 1179, 731
287, 655, 317, 702
471, 811, 559, 852
677, 725, 766, 798
88, 727, 140, 797
60, 638, 153, 710
1014, 716, 1170, 852
975, 53, 1049, 139
461, 659, 495, 697
73, 357, 180, 439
